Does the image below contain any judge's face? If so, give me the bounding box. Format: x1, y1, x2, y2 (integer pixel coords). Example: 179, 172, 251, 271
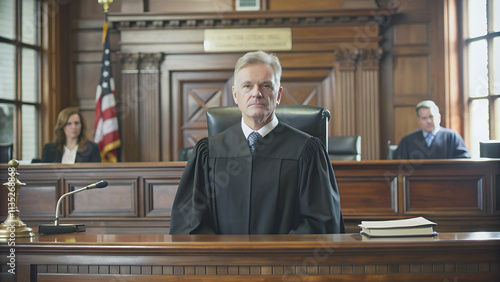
417, 107, 440, 133
232, 64, 282, 128
64, 114, 82, 140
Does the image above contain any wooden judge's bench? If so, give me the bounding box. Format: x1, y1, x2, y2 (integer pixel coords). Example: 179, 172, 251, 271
0, 159, 498, 234
0, 160, 499, 280
1, 230, 500, 281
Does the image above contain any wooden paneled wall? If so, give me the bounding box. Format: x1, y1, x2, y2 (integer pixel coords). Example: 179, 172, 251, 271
112, 3, 387, 161
50, 0, 460, 161
380, 0, 461, 157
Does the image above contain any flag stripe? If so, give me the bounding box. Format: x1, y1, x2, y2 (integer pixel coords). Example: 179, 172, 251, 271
102, 117, 119, 134
94, 19, 121, 163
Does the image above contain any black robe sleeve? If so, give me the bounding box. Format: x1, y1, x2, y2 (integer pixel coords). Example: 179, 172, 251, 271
291, 137, 345, 234
169, 138, 216, 234
393, 137, 410, 159
449, 130, 471, 158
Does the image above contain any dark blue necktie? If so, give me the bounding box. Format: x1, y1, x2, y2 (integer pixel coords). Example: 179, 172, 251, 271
425, 133, 434, 148
247, 131, 262, 153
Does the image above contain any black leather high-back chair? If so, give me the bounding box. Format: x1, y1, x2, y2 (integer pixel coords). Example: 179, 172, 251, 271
0, 143, 13, 163
178, 147, 195, 161
206, 105, 330, 149
327, 136, 361, 161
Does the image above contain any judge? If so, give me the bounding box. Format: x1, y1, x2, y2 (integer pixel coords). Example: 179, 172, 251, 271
169, 51, 345, 235
393, 100, 471, 159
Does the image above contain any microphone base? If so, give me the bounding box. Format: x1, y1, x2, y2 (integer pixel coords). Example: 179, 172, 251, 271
38, 224, 86, 235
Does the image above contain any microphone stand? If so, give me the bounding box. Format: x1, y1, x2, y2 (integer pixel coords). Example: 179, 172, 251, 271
54, 186, 88, 226
39, 181, 108, 234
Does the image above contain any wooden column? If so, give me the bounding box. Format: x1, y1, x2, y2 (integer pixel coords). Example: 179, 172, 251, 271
333, 48, 381, 160
120, 53, 140, 162
333, 49, 359, 137
119, 53, 162, 162
359, 48, 382, 160
138, 53, 162, 162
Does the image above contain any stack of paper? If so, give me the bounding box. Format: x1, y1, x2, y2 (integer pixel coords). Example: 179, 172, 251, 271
359, 217, 438, 238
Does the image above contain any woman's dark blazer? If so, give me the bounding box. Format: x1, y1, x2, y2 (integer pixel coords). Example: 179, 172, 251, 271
41, 141, 101, 163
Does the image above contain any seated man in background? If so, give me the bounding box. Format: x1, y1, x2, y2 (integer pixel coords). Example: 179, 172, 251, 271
394, 100, 470, 159
169, 50, 344, 235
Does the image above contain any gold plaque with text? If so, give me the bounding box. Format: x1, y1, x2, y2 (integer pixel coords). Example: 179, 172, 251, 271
204, 28, 292, 52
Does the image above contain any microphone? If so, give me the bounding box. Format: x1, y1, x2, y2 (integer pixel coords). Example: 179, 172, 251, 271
38, 180, 108, 234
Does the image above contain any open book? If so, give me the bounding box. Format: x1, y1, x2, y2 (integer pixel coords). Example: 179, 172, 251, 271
359, 217, 438, 238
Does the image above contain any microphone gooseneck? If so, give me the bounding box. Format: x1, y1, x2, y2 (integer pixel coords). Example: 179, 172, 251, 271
54, 180, 108, 226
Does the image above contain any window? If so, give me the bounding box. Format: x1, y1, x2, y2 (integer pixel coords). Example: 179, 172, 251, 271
464, 0, 500, 157
0, 0, 40, 162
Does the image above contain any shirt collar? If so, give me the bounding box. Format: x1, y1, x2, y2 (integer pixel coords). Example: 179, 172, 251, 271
62, 145, 78, 164
241, 114, 279, 139
422, 126, 440, 137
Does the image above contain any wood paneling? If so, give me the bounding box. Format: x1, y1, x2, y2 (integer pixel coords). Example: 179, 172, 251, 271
75, 64, 100, 101
17, 182, 58, 218
398, 0, 429, 10
335, 70, 357, 135
280, 83, 321, 106
68, 178, 139, 217
171, 71, 233, 160
1, 160, 498, 234
144, 179, 178, 218
394, 106, 419, 144
149, 0, 234, 13
377, 0, 465, 159
393, 56, 429, 96
139, 72, 161, 162
120, 71, 140, 162
269, 0, 344, 11
52, 0, 465, 162
337, 176, 397, 214
405, 176, 484, 212
110, 8, 384, 160
359, 68, 381, 159
394, 24, 428, 45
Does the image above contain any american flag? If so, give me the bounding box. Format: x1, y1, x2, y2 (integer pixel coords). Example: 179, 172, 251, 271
94, 21, 121, 162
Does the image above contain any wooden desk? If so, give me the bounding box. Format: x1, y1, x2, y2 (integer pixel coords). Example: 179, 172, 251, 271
1, 231, 499, 281
0, 160, 499, 233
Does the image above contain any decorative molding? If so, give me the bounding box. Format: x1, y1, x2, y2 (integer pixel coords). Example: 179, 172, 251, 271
335, 48, 360, 70
360, 48, 383, 69
334, 48, 382, 70
118, 53, 163, 72
139, 53, 163, 71
118, 53, 140, 71
36, 262, 497, 275
108, 9, 395, 30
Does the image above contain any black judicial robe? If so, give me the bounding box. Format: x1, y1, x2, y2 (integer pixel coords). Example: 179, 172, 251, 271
394, 127, 471, 159
169, 122, 345, 235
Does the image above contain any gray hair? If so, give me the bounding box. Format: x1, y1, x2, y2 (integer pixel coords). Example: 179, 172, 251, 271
416, 100, 439, 117
233, 51, 282, 88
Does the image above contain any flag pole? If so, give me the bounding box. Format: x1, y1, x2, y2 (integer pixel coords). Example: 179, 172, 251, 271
98, 0, 114, 14
95, 0, 121, 163
98, 0, 112, 41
